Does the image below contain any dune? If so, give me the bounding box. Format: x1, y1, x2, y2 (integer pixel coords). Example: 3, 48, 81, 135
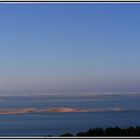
38, 107, 90, 113
90, 108, 126, 112
0, 107, 91, 114
0, 108, 35, 115
0, 107, 127, 115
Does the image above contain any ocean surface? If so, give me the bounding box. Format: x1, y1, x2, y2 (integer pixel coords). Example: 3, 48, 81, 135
0, 93, 139, 136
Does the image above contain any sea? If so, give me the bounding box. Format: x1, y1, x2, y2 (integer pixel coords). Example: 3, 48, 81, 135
0, 92, 139, 136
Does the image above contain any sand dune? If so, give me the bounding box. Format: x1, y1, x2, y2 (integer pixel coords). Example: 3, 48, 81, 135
0, 108, 35, 115
0, 107, 127, 115
38, 107, 90, 113
90, 108, 126, 112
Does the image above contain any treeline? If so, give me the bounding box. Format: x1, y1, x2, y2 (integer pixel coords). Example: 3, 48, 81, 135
60, 126, 140, 136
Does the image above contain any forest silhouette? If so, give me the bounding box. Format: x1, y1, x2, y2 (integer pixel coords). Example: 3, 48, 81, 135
60, 126, 140, 136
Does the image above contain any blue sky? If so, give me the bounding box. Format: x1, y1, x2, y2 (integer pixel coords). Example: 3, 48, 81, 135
0, 3, 140, 94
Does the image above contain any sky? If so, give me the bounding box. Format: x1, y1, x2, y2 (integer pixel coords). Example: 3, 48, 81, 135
0, 3, 140, 95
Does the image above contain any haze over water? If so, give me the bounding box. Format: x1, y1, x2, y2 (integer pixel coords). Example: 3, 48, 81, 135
0, 93, 139, 136
0, 3, 140, 136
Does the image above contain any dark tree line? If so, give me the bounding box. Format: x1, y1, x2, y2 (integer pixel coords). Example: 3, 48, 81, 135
60, 126, 140, 136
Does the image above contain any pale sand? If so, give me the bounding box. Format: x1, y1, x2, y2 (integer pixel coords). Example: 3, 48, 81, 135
38, 107, 90, 113
0, 108, 36, 115
0, 107, 126, 115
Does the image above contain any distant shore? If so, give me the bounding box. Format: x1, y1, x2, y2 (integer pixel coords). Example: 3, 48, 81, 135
60, 126, 140, 137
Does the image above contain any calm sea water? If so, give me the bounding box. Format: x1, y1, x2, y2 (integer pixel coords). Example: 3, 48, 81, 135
0, 93, 139, 136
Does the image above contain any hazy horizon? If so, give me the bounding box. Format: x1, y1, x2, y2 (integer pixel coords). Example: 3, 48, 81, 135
0, 3, 140, 95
